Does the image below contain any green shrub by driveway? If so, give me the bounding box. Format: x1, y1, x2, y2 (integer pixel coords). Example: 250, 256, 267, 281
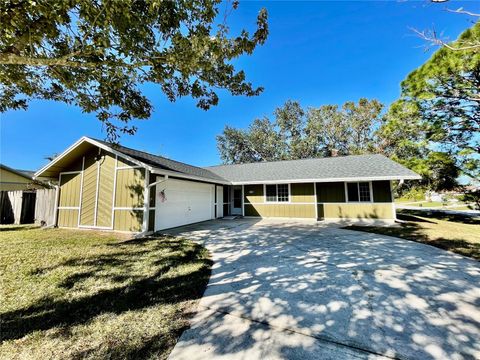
0, 226, 211, 359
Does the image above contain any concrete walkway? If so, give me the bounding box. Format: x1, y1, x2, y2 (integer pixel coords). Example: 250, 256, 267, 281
166, 219, 480, 360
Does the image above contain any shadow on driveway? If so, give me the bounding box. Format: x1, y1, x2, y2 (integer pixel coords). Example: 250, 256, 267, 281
165, 218, 480, 360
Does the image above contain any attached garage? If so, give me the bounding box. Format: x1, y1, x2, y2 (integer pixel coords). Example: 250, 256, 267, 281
155, 179, 216, 231
35, 137, 229, 233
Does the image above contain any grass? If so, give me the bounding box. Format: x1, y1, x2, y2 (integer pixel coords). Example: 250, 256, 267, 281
345, 209, 480, 261
0, 225, 211, 360
395, 200, 475, 209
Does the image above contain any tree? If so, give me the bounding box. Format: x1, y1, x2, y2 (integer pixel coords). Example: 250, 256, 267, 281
217, 98, 384, 164
378, 100, 460, 193
0, 0, 268, 140
400, 21, 480, 179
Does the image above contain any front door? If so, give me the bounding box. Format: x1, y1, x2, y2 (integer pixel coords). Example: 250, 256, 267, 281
231, 185, 243, 215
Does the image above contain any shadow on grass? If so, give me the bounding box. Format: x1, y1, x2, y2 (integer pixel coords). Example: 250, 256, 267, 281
398, 209, 480, 225
346, 219, 480, 261
0, 236, 212, 353
0, 225, 39, 232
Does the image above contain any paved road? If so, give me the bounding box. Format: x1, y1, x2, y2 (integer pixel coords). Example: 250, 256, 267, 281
166, 219, 480, 360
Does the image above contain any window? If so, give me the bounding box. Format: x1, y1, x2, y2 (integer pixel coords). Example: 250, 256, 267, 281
277, 184, 289, 202
346, 182, 371, 202
265, 184, 289, 202
347, 183, 359, 202
266, 184, 277, 202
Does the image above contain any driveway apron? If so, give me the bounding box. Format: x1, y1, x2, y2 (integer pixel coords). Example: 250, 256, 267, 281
166, 219, 480, 360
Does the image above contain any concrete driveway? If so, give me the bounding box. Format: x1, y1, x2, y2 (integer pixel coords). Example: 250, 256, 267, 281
166, 219, 480, 360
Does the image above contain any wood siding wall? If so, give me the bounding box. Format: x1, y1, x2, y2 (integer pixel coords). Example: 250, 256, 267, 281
79, 153, 97, 226
322, 203, 394, 220
244, 183, 316, 218
113, 210, 143, 232
115, 168, 145, 208
59, 173, 81, 207
0, 168, 44, 191
96, 155, 115, 227
244, 181, 394, 220
244, 203, 316, 218
56, 147, 145, 231
58, 209, 79, 228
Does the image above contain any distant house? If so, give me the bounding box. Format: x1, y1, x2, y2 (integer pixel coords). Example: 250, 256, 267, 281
34, 136, 420, 232
0, 164, 47, 191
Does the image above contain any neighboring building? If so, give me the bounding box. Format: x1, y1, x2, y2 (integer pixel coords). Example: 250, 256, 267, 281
0, 164, 47, 191
34, 136, 420, 232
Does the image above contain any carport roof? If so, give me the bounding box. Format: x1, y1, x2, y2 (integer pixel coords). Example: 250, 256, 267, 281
205, 154, 421, 184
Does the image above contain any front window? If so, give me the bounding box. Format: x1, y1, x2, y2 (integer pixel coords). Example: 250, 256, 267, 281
265, 184, 289, 202
346, 182, 371, 202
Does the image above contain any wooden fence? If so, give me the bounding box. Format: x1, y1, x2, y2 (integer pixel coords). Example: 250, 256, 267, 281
34, 188, 56, 226
0, 189, 56, 226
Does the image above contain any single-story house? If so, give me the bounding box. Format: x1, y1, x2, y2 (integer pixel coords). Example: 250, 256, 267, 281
34, 136, 420, 232
0, 164, 47, 191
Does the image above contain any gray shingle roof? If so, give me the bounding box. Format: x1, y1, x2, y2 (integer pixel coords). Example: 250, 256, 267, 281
90, 138, 226, 183
205, 154, 420, 183
89, 138, 419, 184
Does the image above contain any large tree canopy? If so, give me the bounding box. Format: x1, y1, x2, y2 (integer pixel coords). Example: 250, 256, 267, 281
0, 0, 268, 139
399, 21, 480, 179
217, 99, 384, 164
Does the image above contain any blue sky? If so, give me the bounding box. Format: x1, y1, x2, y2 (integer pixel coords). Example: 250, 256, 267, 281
1, 0, 477, 171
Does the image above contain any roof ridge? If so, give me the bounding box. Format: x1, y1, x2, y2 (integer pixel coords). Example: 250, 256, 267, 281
205, 153, 382, 168
87, 137, 210, 172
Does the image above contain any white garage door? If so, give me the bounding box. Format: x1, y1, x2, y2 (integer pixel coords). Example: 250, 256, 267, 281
155, 178, 215, 231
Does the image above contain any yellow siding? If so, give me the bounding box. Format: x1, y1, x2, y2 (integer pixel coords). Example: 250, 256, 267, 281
117, 157, 138, 168
0, 168, 41, 191
115, 168, 145, 208
59, 173, 81, 207
323, 203, 394, 220
244, 184, 264, 204
79, 154, 97, 226
57, 209, 79, 227
96, 154, 115, 227
291, 183, 315, 203
113, 210, 143, 232
244, 203, 316, 218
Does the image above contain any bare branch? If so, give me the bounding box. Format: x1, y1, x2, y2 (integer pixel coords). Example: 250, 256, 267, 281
410, 27, 480, 51
446, 8, 480, 17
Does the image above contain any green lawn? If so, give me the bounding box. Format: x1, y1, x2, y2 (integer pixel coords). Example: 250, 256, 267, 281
0, 226, 211, 360
346, 209, 480, 260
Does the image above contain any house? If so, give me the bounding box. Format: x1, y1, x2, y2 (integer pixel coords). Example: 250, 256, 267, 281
34, 136, 420, 232
0, 164, 47, 191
